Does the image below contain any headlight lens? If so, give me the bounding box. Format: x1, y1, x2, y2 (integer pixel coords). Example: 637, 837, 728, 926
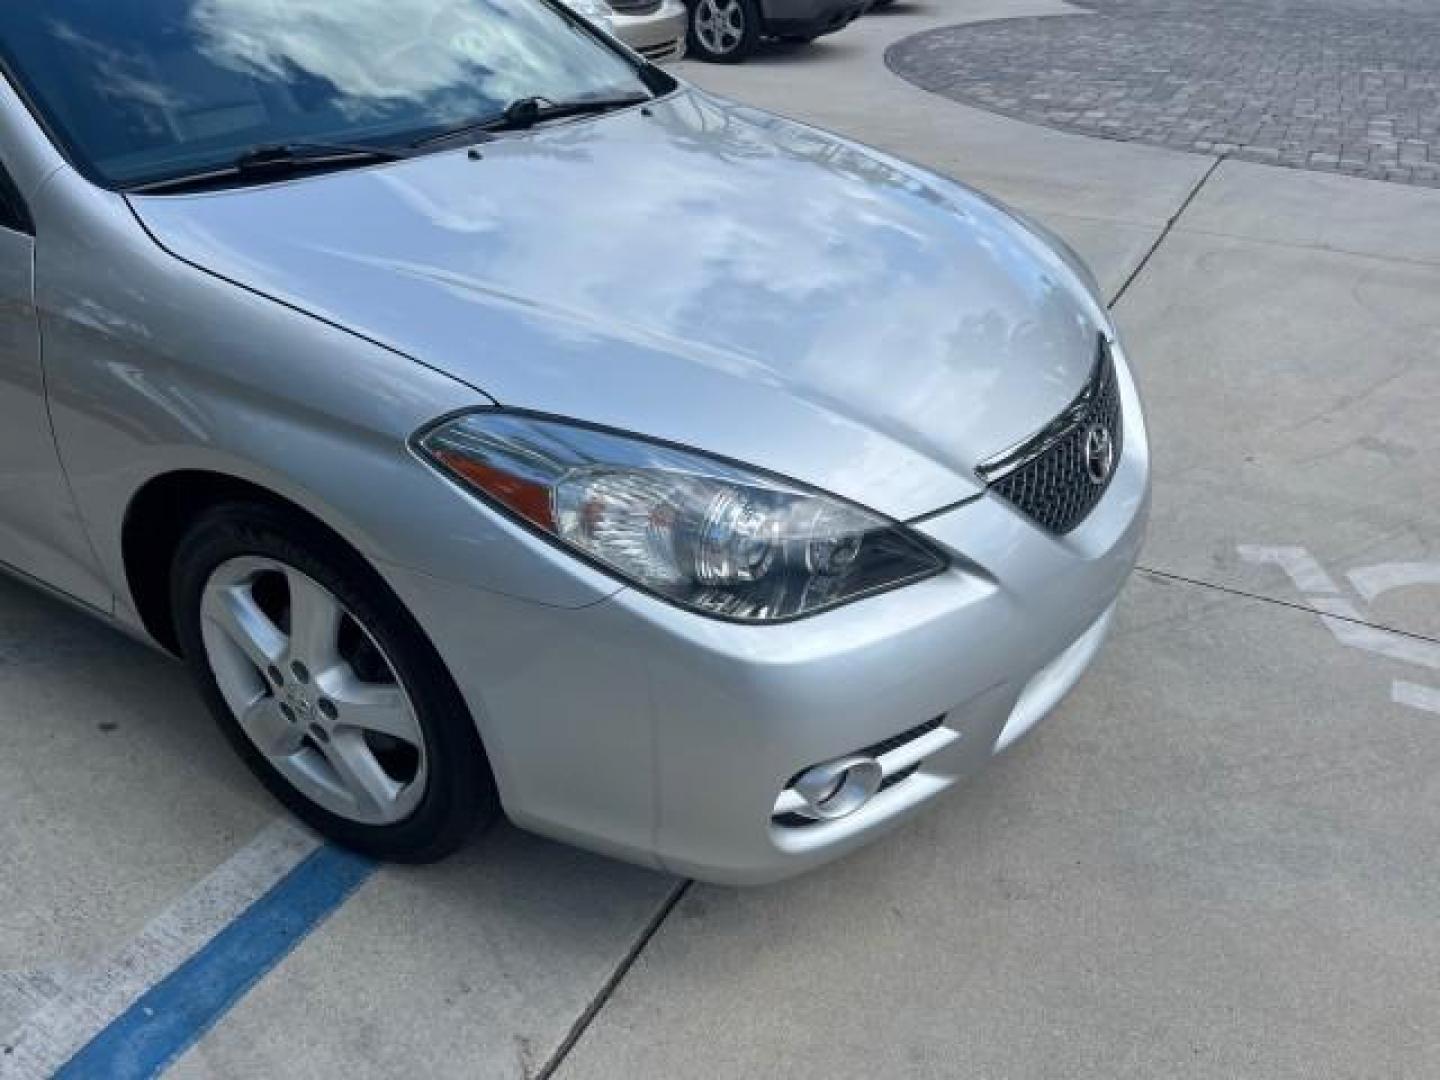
418, 413, 947, 622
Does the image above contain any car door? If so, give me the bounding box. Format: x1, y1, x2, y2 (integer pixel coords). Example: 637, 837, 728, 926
0, 162, 111, 610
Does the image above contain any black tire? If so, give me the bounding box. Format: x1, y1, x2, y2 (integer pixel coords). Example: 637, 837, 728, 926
686, 0, 762, 62
172, 500, 498, 863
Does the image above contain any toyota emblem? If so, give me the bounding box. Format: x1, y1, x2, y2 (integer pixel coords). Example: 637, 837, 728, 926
1083, 423, 1115, 485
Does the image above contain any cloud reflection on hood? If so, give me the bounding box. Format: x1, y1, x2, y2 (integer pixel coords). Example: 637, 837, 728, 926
189, 0, 634, 120
131, 88, 1096, 514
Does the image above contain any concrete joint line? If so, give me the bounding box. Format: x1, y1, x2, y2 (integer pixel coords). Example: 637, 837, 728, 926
1138, 564, 1440, 651
534, 879, 692, 1080
1109, 154, 1226, 308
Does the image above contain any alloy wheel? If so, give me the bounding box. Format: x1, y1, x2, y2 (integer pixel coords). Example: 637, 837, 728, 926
694, 0, 746, 55
200, 556, 428, 826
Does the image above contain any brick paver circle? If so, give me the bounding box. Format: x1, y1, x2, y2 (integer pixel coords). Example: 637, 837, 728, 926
886, 0, 1440, 187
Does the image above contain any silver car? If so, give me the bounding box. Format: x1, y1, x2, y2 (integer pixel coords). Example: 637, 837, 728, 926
0, 0, 1147, 883
566, 0, 688, 64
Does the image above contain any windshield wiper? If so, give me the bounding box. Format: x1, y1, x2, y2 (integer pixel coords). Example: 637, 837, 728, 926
411, 93, 652, 149
127, 142, 412, 195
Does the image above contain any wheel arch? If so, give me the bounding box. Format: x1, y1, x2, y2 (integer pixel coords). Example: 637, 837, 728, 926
143, 469, 501, 858
122, 469, 371, 656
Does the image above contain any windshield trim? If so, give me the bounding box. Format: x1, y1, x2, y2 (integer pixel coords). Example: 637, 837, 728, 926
0, 0, 678, 195
121, 89, 677, 197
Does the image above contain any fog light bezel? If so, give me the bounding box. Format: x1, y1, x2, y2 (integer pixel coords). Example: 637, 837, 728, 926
790, 755, 883, 821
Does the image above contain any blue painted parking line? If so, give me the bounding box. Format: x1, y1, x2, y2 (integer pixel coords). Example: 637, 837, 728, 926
54, 843, 375, 1080
3, 821, 322, 1078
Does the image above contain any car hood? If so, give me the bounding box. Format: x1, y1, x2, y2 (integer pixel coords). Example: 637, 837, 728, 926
131, 89, 1108, 520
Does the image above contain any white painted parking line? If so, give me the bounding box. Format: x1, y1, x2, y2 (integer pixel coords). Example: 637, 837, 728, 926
1348, 563, 1440, 604
1235, 545, 1341, 594
0, 820, 319, 1079
1309, 597, 1440, 670
1238, 544, 1440, 718
1393, 681, 1440, 715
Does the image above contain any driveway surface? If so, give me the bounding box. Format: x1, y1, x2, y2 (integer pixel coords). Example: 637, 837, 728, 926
888, 0, 1440, 186
3, 3, 1439, 1078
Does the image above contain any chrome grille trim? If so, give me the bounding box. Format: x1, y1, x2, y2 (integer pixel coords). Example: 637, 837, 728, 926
976, 335, 1123, 534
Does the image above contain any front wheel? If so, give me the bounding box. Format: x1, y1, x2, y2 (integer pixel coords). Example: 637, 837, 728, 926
687, 0, 761, 62
173, 501, 497, 862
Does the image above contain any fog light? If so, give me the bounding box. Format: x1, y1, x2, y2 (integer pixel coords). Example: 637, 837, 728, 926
791, 755, 883, 820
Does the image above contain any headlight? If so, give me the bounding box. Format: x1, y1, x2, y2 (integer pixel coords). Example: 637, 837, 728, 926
417, 412, 947, 622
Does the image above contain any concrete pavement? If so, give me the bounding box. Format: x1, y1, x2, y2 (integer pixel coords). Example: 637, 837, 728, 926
556, 572, 1440, 1079
4, 2, 1439, 1077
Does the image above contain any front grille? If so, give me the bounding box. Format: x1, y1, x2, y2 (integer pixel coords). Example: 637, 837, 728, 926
609, 0, 662, 12
978, 336, 1123, 535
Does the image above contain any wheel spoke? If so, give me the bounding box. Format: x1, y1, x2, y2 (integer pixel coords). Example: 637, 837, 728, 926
697, 0, 724, 49
319, 730, 402, 815
202, 555, 428, 828
697, 0, 740, 52
320, 670, 417, 743
238, 696, 303, 758
203, 584, 286, 673
284, 569, 343, 671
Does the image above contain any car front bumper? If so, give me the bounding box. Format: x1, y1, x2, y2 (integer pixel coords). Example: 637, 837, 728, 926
384, 342, 1149, 884
609, 0, 688, 63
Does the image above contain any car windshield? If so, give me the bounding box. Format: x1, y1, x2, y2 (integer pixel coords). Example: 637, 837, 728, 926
0, 0, 661, 190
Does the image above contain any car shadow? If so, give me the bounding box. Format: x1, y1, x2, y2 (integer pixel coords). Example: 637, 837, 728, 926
739, 34, 866, 66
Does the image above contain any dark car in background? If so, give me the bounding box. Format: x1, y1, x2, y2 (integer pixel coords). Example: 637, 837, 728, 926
685, 0, 867, 61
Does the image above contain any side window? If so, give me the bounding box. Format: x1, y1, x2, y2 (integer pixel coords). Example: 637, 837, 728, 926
0, 163, 32, 235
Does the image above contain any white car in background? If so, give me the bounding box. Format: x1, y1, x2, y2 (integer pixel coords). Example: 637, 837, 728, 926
567, 0, 687, 63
